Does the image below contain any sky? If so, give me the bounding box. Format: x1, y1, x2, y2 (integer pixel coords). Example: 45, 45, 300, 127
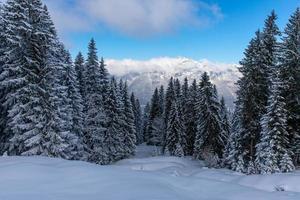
2, 0, 300, 63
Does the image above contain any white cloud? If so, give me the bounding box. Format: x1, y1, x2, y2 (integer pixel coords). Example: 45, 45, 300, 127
106, 57, 237, 76
44, 0, 223, 37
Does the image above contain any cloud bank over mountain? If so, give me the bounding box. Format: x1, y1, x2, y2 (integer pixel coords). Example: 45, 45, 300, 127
106, 57, 240, 109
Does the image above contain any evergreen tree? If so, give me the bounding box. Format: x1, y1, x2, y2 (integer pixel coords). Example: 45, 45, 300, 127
279, 8, 300, 164
74, 52, 85, 98
220, 97, 230, 151
131, 93, 143, 144
255, 72, 294, 173
142, 102, 150, 143
163, 77, 175, 152
194, 72, 224, 160
0, 1, 8, 154
60, 47, 86, 160
100, 78, 124, 164
84, 39, 107, 163
165, 100, 185, 157
147, 88, 164, 145
183, 79, 197, 156
230, 30, 270, 172
158, 85, 165, 116
121, 82, 136, 157
0, 1, 76, 158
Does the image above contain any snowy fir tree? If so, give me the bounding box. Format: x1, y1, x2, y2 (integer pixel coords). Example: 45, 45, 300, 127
228, 30, 270, 173
279, 8, 300, 164
131, 93, 143, 144
120, 82, 137, 157
83, 39, 107, 162
147, 88, 164, 145
255, 71, 294, 174
220, 97, 230, 151
183, 79, 198, 156
74, 52, 86, 98
142, 102, 151, 143
165, 100, 185, 157
194, 72, 224, 161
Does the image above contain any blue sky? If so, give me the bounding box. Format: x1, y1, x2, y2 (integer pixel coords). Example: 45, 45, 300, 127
44, 0, 300, 63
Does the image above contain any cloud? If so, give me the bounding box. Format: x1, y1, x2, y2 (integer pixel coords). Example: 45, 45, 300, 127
44, 0, 223, 37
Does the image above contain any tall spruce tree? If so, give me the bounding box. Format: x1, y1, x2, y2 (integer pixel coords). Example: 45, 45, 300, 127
194, 72, 224, 160
229, 30, 270, 173
60, 47, 86, 160
255, 71, 294, 173
131, 93, 143, 144
0, 0, 77, 158
121, 82, 136, 157
84, 39, 107, 162
183, 79, 197, 156
142, 102, 151, 143
74, 52, 86, 98
279, 8, 300, 164
220, 97, 230, 151
165, 100, 185, 157
147, 88, 163, 145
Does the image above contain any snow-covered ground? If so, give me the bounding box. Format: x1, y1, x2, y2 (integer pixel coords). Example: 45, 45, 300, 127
1, 145, 300, 200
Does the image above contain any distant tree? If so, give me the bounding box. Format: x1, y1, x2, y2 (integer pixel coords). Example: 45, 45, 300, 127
194, 72, 224, 161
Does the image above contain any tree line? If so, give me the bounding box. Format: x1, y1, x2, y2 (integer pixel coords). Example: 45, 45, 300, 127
0, 0, 141, 165
142, 9, 300, 174
0, 0, 300, 175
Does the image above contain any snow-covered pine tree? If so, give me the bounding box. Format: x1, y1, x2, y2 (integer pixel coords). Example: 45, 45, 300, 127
131, 93, 143, 144
84, 39, 107, 163
74, 52, 86, 98
255, 71, 294, 174
142, 102, 150, 143
59, 47, 86, 160
183, 79, 197, 156
121, 82, 136, 158
0, 1, 72, 158
147, 88, 164, 145
99, 57, 109, 101
220, 97, 230, 153
279, 8, 300, 164
100, 78, 124, 164
165, 100, 185, 157
194, 72, 224, 161
163, 77, 175, 152
158, 85, 165, 117
0, 1, 8, 154
231, 30, 270, 173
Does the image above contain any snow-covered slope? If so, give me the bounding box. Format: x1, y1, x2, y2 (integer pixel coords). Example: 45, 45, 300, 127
106, 57, 240, 109
1, 150, 300, 200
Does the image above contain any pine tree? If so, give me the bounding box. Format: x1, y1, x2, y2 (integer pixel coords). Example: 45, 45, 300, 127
74, 52, 85, 98
142, 102, 151, 143
158, 86, 165, 116
183, 79, 197, 156
255, 72, 294, 174
0, 1, 76, 158
0, 1, 8, 154
121, 82, 136, 157
163, 77, 175, 152
84, 39, 107, 163
147, 88, 163, 145
165, 100, 185, 157
220, 97, 230, 151
59, 47, 86, 160
131, 93, 143, 144
194, 72, 224, 160
279, 8, 300, 164
100, 78, 124, 164
231, 30, 270, 172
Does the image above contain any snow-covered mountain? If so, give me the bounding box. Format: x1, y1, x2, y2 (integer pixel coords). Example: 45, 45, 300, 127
106, 57, 240, 109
